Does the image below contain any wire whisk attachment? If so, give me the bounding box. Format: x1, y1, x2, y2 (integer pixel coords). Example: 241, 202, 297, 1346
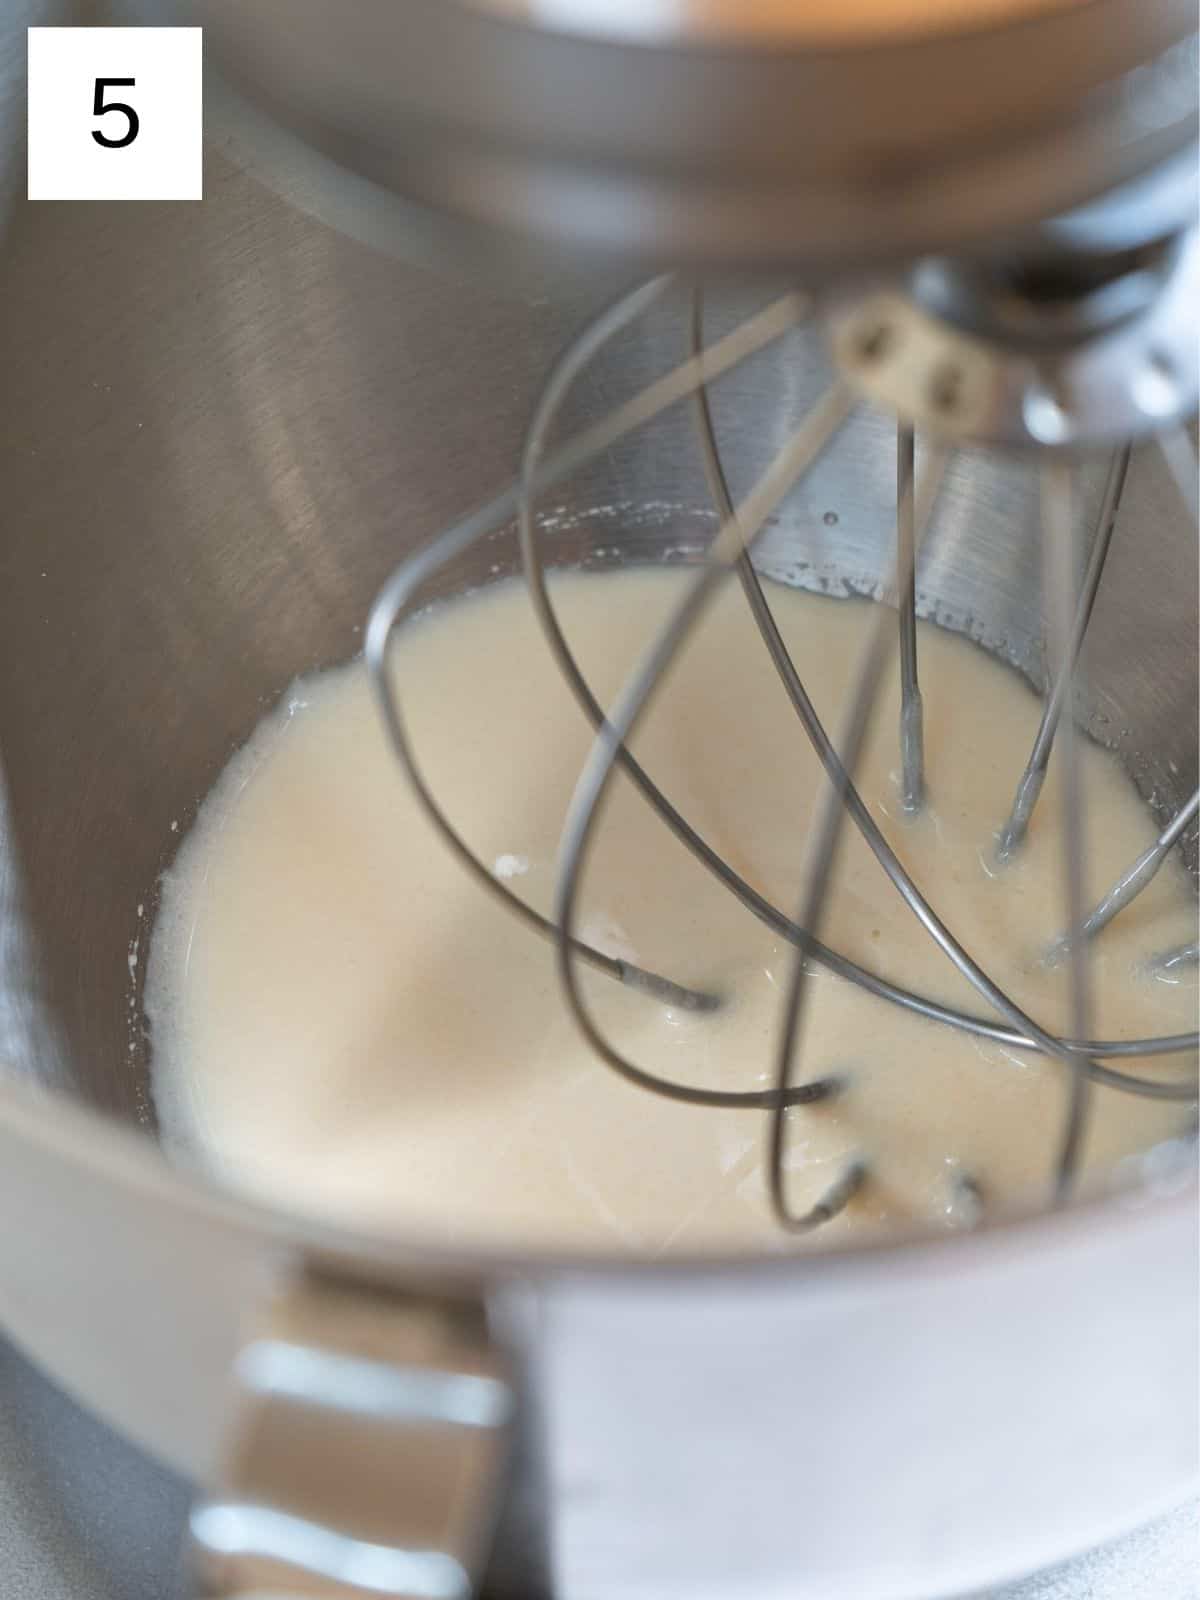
367, 281, 1199, 1236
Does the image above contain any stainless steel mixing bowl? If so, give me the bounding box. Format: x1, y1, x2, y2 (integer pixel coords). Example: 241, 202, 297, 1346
0, 22, 1196, 1600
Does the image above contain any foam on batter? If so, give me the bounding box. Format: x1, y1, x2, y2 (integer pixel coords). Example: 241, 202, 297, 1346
146, 570, 1197, 1253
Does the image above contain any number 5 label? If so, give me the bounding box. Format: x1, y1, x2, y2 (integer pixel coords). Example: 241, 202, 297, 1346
28, 28, 202, 201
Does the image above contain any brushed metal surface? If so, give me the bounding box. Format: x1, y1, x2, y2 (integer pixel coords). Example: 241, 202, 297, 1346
1, 1333, 1196, 1600
191, 1277, 514, 1599
181, 0, 1198, 266
454, 0, 1100, 47
0, 10, 1197, 1599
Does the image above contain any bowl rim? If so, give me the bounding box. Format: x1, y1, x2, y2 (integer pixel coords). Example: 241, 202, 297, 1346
1, 1066, 1193, 1293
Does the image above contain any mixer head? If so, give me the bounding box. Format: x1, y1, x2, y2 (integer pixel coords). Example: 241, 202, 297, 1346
195, 0, 1199, 454
198, 0, 1198, 271
200, 0, 1200, 1232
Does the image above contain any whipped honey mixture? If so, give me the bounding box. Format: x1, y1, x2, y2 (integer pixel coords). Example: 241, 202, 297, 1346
147, 570, 1197, 1253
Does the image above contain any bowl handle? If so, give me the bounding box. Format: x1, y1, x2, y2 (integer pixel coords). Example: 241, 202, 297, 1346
189, 1267, 513, 1599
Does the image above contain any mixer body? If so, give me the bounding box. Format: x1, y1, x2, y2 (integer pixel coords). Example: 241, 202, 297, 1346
182, 0, 1199, 268
0, 8, 1197, 1599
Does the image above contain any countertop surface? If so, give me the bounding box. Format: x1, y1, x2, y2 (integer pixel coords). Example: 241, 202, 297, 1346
1, 1335, 1195, 1600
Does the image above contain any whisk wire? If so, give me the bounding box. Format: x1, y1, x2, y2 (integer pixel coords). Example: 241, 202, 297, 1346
1057, 787, 1200, 953
995, 446, 1130, 862
366, 279, 816, 1018
685, 364, 1178, 1138
1039, 460, 1094, 1200
551, 384, 856, 1108
896, 423, 926, 815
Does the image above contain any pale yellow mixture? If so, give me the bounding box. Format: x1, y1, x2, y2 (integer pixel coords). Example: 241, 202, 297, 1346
146, 570, 1197, 1253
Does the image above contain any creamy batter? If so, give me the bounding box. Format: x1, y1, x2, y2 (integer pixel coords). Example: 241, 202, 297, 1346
146, 570, 1197, 1253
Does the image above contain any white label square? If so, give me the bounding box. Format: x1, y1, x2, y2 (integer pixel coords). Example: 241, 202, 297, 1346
28, 27, 202, 201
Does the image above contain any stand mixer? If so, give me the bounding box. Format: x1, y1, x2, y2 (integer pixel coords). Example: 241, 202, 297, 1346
0, 2, 1196, 1598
